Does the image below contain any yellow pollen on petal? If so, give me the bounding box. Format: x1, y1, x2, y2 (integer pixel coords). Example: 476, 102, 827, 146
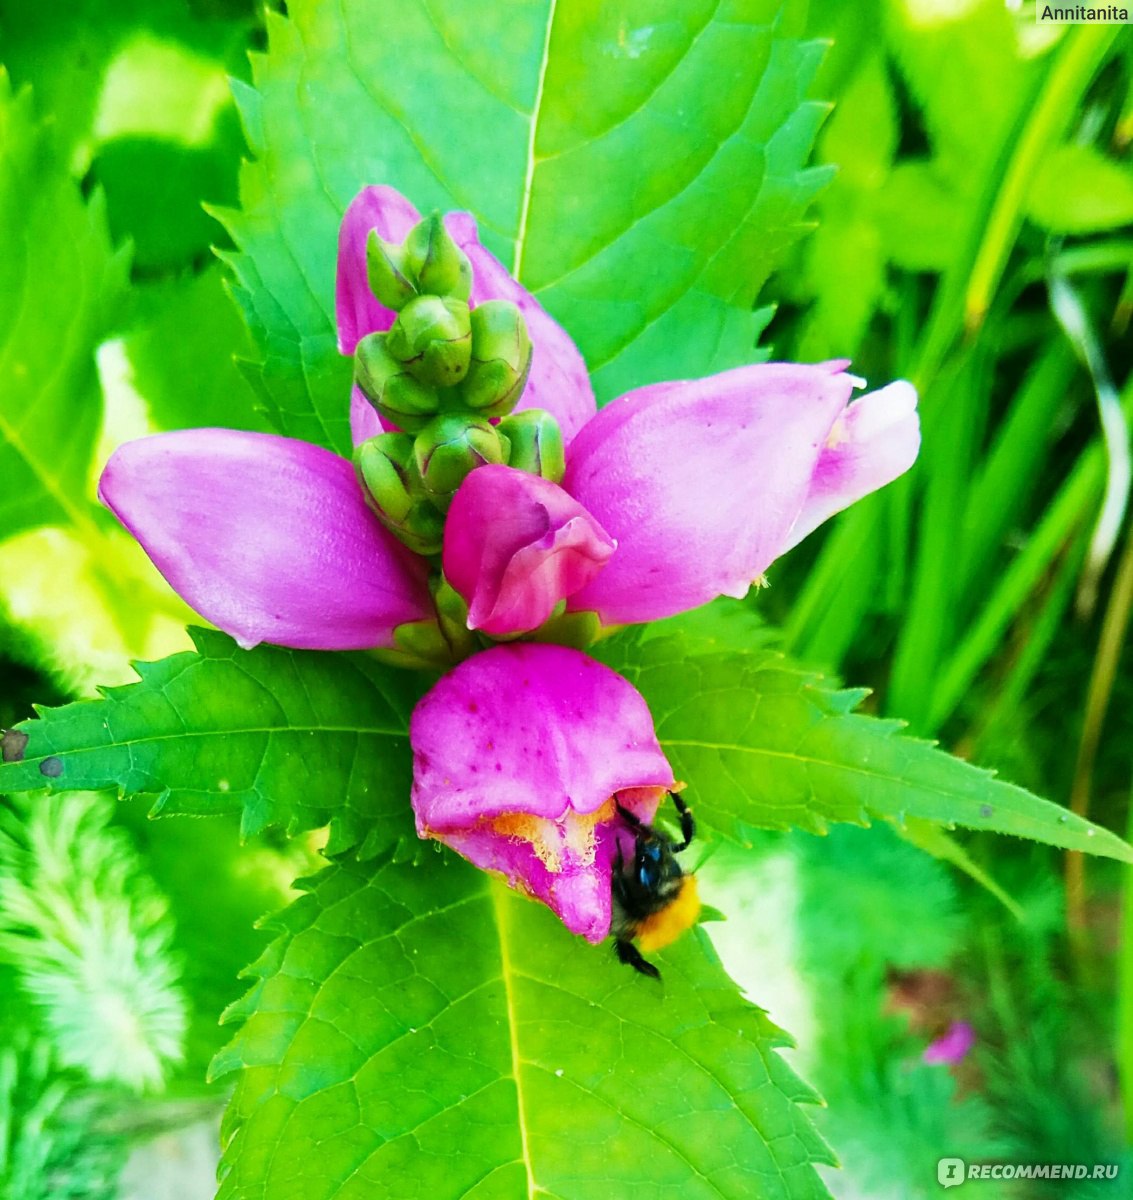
564, 797, 616, 862
492, 812, 563, 873
491, 797, 619, 875
636, 875, 701, 953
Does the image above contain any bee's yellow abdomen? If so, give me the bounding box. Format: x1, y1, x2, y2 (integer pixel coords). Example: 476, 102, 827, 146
635, 875, 700, 953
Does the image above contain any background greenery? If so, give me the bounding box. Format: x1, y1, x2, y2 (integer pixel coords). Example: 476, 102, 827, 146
0, 0, 1130, 1196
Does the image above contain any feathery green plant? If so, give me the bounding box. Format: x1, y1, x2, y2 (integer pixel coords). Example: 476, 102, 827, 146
0, 792, 186, 1091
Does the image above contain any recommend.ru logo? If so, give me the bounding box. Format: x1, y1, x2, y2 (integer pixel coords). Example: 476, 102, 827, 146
938, 1158, 966, 1188
937, 1158, 1120, 1187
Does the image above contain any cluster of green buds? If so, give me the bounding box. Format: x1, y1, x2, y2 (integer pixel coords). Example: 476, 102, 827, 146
353, 212, 565, 555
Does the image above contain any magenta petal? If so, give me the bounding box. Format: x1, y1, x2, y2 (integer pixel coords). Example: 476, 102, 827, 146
336, 186, 422, 355
783, 380, 920, 551
411, 643, 675, 940
443, 466, 615, 636
445, 212, 596, 445
350, 383, 404, 444
98, 430, 432, 651
923, 1021, 975, 1066
349, 383, 383, 444
564, 363, 858, 625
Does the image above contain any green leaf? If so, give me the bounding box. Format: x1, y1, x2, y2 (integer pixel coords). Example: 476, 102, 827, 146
123, 265, 267, 435
897, 816, 1025, 922
883, 0, 1031, 181
1026, 142, 1133, 234
0, 630, 423, 857
213, 851, 834, 1200
595, 634, 1133, 861
0, 72, 129, 542
795, 52, 895, 359
223, 0, 831, 453
0, 524, 194, 696
0, 0, 256, 164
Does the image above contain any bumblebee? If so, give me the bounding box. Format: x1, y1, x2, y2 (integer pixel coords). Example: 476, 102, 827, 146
611, 791, 700, 979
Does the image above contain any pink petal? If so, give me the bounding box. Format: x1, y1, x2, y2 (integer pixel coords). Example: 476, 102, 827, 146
411, 643, 674, 940
443, 466, 615, 636
445, 212, 596, 446
923, 1020, 975, 1066
782, 380, 920, 551
564, 363, 858, 625
349, 383, 384, 444
336, 186, 422, 355
98, 430, 432, 651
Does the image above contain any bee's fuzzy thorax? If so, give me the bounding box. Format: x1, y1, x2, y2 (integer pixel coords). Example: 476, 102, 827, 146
634, 874, 700, 953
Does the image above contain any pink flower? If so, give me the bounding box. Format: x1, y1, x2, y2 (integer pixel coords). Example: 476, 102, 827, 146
923, 1021, 976, 1066
411, 642, 675, 941
102, 187, 918, 655
442, 466, 616, 637
438, 365, 918, 632
340, 186, 920, 636
97, 184, 923, 948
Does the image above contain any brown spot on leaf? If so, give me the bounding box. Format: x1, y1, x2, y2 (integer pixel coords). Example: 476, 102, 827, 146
39, 756, 64, 778
1, 729, 29, 762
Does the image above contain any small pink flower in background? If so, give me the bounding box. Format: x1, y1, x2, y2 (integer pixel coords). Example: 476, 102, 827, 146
923, 1020, 976, 1066
97, 183, 923, 948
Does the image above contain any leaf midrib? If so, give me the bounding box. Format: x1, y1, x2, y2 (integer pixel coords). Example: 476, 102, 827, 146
490, 876, 538, 1200
6, 721, 408, 765
512, 0, 557, 280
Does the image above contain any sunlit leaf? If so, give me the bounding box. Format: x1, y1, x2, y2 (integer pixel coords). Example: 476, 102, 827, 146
213, 851, 835, 1200
596, 633, 1133, 861
0, 631, 423, 856
1026, 142, 1133, 234
0, 73, 128, 541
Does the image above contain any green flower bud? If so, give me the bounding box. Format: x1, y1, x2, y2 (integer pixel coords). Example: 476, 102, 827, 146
366, 230, 418, 311
388, 618, 456, 670
524, 607, 602, 649
387, 295, 472, 388
404, 212, 472, 302
496, 409, 565, 483
354, 432, 445, 555
355, 432, 415, 524
461, 300, 533, 417
354, 332, 440, 433
431, 576, 478, 660
414, 413, 506, 509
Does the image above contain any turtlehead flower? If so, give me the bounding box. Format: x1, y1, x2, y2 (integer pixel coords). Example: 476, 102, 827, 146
411, 642, 674, 941
447, 363, 918, 631
98, 184, 922, 953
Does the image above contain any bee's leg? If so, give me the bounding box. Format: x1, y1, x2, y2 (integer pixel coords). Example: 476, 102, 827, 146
614, 801, 647, 832
670, 791, 695, 852
614, 938, 661, 980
